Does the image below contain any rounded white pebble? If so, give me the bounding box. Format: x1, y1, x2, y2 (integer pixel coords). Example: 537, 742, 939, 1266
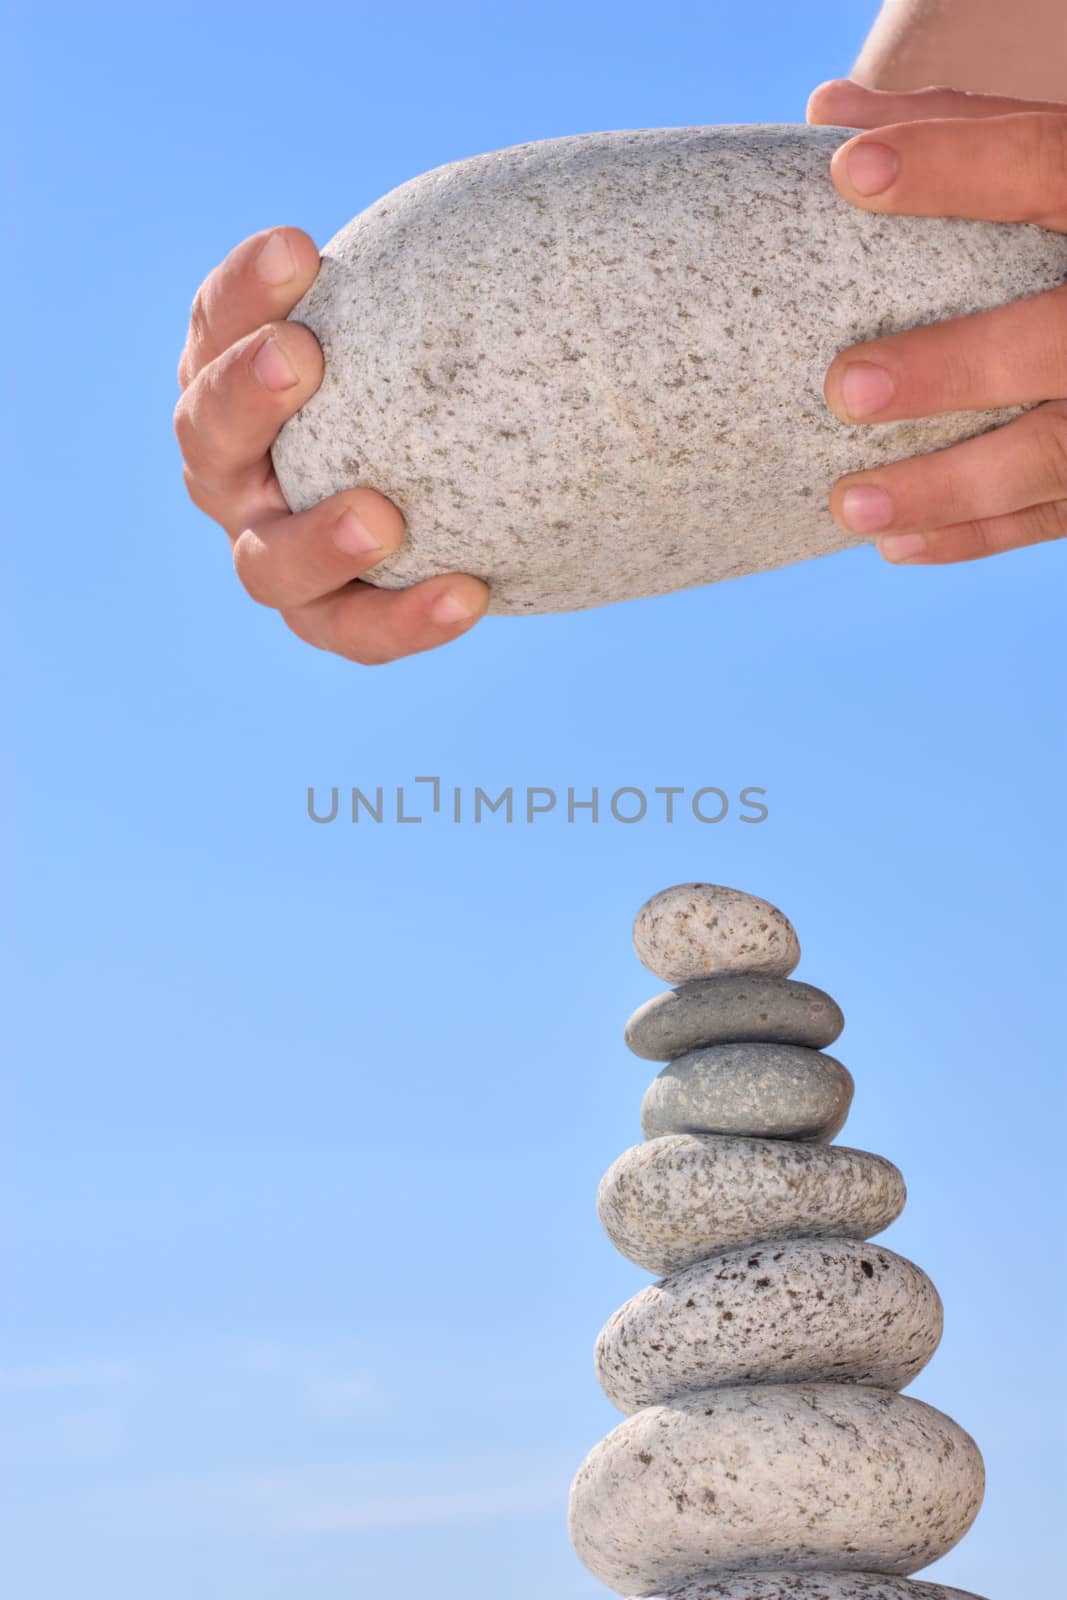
597, 1134, 906, 1276
567, 1383, 985, 1595
649, 1572, 988, 1599
633, 884, 801, 985
595, 1236, 943, 1414
639, 1043, 854, 1143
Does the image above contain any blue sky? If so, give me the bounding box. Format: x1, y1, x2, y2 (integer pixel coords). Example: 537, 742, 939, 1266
4, 2, 1065, 1596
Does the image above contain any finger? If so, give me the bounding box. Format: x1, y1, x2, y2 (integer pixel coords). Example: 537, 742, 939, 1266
177, 226, 320, 390
828, 111, 1067, 231
829, 399, 1067, 537
232, 488, 406, 609
281, 572, 491, 666
875, 497, 1067, 565
173, 319, 324, 503
824, 283, 1067, 424
807, 78, 1067, 129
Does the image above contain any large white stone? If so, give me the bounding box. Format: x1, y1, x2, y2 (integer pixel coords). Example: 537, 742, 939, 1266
650, 1574, 987, 1599
271, 124, 1067, 615
597, 1134, 906, 1276
595, 1236, 943, 1413
568, 1383, 985, 1595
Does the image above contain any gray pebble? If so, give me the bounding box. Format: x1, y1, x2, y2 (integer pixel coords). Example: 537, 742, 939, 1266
626, 976, 845, 1061
640, 1043, 854, 1143
598, 1134, 906, 1276
567, 1383, 985, 1595
650, 1572, 987, 1599
595, 1236, 943, 1414
271, 125, 1067, 616
634, 884, 801, 985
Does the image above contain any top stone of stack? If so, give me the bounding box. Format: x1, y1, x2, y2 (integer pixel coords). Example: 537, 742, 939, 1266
633, 883, 801, 985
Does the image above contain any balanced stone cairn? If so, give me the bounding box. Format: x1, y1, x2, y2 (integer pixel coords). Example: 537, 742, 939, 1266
568, 883, 989, 1600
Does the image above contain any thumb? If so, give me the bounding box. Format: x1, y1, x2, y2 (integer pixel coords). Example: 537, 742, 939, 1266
807, 77, 1067, 129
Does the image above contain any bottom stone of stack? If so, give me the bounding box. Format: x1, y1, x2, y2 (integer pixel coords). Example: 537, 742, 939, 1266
648, 1574, 988, 1599
568, 1384, 985, 1596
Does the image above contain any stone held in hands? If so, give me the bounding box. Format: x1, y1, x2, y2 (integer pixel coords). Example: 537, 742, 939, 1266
625, 975, 845, 1061
595, 1236, 943, 1414
597, 1133, 906, 1276
567, 1383, 986, 1595
270, 124, 1067, 616
633, 884, 801, 985
640, 1042, 854, 1142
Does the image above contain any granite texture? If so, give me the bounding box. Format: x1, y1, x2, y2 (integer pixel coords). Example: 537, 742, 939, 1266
271, 124, 1067, 615
626, 976, 845, 1061
640, 1043, 854, 1143
567, 1383, 985, 1595
652, 1573, 987, 1599
595, 1236, 943, 1413
634, 885, 801, 985
598, 1134, 906, 1275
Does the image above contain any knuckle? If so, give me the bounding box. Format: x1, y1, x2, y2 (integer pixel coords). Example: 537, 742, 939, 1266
172, 390, 195, 455
1039, 401, 1067, 479
188, 286, 212, 352
937, 340, 986, 410
958, 519, 999, 559
333, 618, 392, 666
179, 460, 205, 508
280, 607, 326, 655
339, 634, 389, 666
231, 530, 275, 607
1030, 114, 1067, 219
1033, 497, 1067, 540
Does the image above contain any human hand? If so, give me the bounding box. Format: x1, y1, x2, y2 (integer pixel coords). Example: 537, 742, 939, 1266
174, 227, 489, 662
807, 80, 1067, 565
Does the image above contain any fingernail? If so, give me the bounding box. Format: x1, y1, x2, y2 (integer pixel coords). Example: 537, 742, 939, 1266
431, 588, 478, 625
878, 532, 929, 563
846, 141, 900, 195
840, 360, 896, 419
256, 230, 296, 286
252, 334, 299, 391
332, 509, 382, 558
841, 484, 895, 533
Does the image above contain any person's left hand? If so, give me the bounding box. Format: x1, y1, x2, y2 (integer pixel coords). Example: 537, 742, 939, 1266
807, 78, 1067, 565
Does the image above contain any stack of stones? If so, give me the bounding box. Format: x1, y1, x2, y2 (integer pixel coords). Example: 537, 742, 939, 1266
568, 883, 988, 1600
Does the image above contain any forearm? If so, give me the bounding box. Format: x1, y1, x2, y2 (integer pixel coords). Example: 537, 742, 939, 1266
852, 0, 1067, 100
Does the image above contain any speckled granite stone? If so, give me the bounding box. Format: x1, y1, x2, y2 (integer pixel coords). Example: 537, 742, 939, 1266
271, 124, 1067, 615
598, 1135, 905, 1275
634, 885, 801, 985
652, 1572, 987, 1599
640, 1043, 854, 1143
567, 1383, 985, 1594
626, 977, 845, 1062
595, 1237, 942, 1413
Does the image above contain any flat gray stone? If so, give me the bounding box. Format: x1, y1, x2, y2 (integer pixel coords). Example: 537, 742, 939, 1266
652, 1572, 987, 1599
640, 1043, 854, 1143
271, 124, 1067, 615
568, 1383, 985, 1595
634, 884, 801, 985
595, 1236, 943, 1414
626, 976, 845, 1061
597, 1134, 906, 1275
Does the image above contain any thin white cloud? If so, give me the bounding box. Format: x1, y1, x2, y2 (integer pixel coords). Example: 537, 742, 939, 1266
8, 1452, 573, 1538
293, 1475, 566, 1533
0, 1358, 136, 1395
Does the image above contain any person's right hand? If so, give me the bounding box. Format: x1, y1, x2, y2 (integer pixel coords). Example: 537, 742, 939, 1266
174, 227, 489, 664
